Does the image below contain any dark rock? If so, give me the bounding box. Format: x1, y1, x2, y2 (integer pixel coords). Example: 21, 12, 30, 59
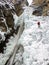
5, 13, 14, 29
32, 0, 49, 16
0, 18, 7, 32
5, 4, 10, 8
0, 9, 4, 17
14, 3, 24, 16
0, 34, 2, 39
0, 1, 25, 53
47, 63, 49, 65
0, 3, 15, 53
15, 25, 20, 34
14, 0, 29, 16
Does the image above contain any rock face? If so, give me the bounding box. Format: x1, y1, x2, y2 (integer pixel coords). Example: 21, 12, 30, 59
0, 0, 28, 53
42, 0, 49, 16
31, 0, 49, 16
0, 3, 15, 32
3, 7, 14, 29
14, 0, 29, 16
0, 6, 7, 32
0, 2, 17, 53
0, 0, 26, 53
32, 0, 45, 6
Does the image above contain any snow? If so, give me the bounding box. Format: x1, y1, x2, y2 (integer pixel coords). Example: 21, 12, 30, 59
13, 13, 19, 29
0, 35, 18, 65
18, 7, 49, 65
0, 13, 19, 65
19, 18, 49, 65
0, 12, 24, 65
0, 2, 49, 65
27, 0, 32, 5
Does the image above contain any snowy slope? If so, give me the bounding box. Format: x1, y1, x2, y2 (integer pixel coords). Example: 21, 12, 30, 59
18, 7, 49, 65
0, 2, 49, 65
